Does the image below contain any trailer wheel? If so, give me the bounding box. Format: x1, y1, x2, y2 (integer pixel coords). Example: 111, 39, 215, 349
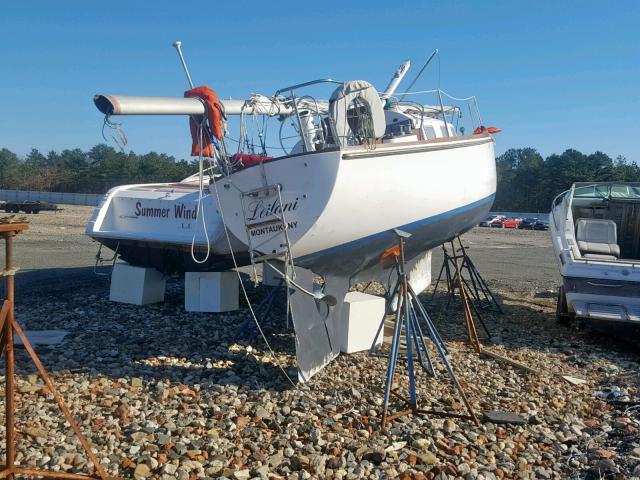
556, 285, 572, 325
11, 207, 20, 213
32, 209, 40, 214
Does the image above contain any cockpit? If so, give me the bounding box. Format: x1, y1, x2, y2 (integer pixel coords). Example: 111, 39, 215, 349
565, 183, 640, 261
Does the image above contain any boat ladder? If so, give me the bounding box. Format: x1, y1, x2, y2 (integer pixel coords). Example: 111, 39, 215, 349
239, 183, 295, 283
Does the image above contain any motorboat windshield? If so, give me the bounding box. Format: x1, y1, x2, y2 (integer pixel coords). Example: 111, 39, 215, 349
573, 183, 640, 200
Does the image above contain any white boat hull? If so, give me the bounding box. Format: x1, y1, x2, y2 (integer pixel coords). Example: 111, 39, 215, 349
217, 134, 496, 279
88, 135, 496, 278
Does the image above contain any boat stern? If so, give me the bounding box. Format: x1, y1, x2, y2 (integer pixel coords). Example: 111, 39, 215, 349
564, 274, 640, 323
86, 182, 243, 254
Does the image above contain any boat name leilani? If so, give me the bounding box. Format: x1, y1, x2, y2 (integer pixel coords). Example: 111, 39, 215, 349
246, 199, 299, 221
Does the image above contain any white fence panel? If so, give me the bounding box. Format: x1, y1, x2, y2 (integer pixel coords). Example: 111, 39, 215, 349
0, 189, 102, 206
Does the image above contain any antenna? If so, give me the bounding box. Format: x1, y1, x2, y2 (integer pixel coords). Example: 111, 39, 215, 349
172, 41, 195, 89
398, 49, 438, 102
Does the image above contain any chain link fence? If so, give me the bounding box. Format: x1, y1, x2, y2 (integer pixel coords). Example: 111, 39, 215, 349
0, 189, 102, 206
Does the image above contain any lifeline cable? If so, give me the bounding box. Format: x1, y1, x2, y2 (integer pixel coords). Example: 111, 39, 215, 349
224, 135, 284, 152
379, 88, 475, 102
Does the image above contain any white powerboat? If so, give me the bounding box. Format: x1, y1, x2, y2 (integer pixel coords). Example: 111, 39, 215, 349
550, 182, 640, 324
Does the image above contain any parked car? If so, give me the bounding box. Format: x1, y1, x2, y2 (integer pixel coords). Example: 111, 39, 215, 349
1, 200, 59, 214
518, 217, 549, 230
532, 219, 549, 231
501, 218, 521, 228
518, 217, 539, 229
479, 215, 506, 227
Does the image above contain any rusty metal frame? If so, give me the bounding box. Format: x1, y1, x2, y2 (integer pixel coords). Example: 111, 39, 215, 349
430, 243, 495, 338
0, 223, 119, 480
447, 238, 538, 374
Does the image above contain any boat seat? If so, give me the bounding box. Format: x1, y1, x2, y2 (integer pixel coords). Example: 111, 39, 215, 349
575, 218, 620, 258
582, 253, 618, 261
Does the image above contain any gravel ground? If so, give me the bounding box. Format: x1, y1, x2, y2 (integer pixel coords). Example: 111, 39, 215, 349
0, 209, 638, 479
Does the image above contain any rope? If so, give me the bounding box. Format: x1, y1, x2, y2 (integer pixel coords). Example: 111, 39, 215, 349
189, 122, 211, 264
236, 94, 294, 157
208, 158, 296, 387
187, 103, 296, 385
358, 99, 377, 151
101, 114, 128, 151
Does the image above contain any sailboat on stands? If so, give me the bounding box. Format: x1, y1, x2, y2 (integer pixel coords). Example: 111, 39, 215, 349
88, 44, 499, 380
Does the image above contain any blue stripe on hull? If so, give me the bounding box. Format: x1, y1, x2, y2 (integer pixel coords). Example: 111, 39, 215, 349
298, 193, 495, 279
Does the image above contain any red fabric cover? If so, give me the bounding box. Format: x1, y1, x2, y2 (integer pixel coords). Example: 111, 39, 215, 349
230, 153, 273, 168
473, 126, 502, 135
184, 86, 223, 157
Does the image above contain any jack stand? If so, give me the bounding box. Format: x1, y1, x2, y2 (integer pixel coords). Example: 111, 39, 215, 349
455, 238, 502, 313
431, 237, 501, 335
0, 222, 119, 480
430, 237, 502, 339
236, 280, 287, 338
370, 229, 479, 427
93, 242, 119, 277
446, 237, 538, 374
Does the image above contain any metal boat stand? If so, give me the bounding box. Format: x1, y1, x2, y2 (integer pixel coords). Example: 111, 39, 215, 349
445, 237, 538, 374
236, 279, 288, 338
369, 229, 479, 428
0, 222, 119, 480
93, 242, 119, 277
430, 237, 502, 329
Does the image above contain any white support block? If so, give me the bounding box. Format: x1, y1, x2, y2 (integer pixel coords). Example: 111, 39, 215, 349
409, 249, 433, 294
262, 260, 286, 286
392, 249, 433, 311
340, 292, 385, 354
185, 271, 239, 312
110, 263, 166, 305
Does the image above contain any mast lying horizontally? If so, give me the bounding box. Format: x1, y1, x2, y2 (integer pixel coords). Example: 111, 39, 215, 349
94, 94, 296, 117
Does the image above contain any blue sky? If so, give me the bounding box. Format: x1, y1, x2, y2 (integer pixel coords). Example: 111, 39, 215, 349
1, 1, 638, 161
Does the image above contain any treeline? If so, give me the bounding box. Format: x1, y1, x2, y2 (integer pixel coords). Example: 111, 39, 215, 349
1, 144, 638, 212
0, 145, 196, 194
495, 148, 640, 212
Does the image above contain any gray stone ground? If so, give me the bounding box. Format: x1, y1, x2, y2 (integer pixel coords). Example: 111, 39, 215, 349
0, 207, 638, 479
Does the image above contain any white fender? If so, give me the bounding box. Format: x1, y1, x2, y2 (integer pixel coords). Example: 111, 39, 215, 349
392, 249, 432, 311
